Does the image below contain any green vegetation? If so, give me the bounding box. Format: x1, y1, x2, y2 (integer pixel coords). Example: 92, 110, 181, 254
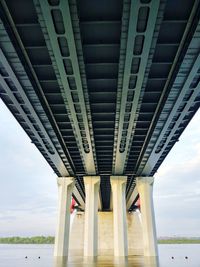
0, 236, 54, 244
158, 238, 200, 244
0, 236, 200, 245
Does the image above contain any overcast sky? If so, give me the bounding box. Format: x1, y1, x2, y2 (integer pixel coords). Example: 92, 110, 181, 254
0, 99, 200, 237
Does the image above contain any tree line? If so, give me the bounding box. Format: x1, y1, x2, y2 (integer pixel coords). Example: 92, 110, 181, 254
1, 236, 200, 244
0, 236, 54, 244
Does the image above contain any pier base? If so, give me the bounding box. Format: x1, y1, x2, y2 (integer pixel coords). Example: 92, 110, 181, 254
69, 211, 143, 256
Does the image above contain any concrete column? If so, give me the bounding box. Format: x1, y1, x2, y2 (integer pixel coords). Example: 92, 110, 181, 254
54, 177, 75, 257
136, 176, 158, 257
110, 176, 128, 256
84, 176, 100, 257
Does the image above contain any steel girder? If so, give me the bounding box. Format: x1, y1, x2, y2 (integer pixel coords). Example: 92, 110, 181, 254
141, 26, 200, 175
112, 0, 160, 175
0, 3, 85, 208
126, 0, 200, 207
35, 0, 97, 175
134, 0, 200, 177
0, 49, 69, 175
34, 0, 102, 209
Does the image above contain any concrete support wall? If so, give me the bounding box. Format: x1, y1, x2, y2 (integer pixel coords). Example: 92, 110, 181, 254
127, 211, 144, 255
110, 176, 128, 256
55, 177, 157, 257
98, 212, 114, 255
69, 212, 84, 255
83, 176, 100, 257
69, 211, 143, 256
54, 177, 75, 257
136, 176, 158, 257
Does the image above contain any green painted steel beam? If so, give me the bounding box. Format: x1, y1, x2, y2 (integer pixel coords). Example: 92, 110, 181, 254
0, 49, 85, 207
0, 2, 85, 208
134, 0, 200, 177
141, 51, 200, 175
35, 0, 97, 175
35, 0, 102, 209
112, 0, 160, 175
126, 0, 200, 204
0, 49, 69, 177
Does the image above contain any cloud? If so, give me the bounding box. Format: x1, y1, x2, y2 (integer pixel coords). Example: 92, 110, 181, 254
153, 109, 200, 237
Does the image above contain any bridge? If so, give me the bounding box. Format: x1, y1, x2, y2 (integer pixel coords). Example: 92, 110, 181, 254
0, 0, 200, 259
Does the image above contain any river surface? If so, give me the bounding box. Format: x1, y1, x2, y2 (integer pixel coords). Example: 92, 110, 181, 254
0, 244, 200, 267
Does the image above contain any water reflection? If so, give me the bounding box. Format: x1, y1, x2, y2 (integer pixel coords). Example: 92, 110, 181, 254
54, 255, 159, 267
54, 257, 67, 267
144, 256, 159, 267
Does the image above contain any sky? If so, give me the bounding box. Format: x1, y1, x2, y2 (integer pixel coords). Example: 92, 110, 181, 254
0, 99, 200, 237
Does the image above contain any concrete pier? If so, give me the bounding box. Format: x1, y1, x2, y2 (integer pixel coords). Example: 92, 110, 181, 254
69, 211, 143, 256
54, 176, 158, 258
54, 177, 75, 257
136, 176, 158, 257
83, 176, 100, 257
110, 176, 128, 256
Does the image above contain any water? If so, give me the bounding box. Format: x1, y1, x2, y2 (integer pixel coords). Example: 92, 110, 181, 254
0, 244, 200, 267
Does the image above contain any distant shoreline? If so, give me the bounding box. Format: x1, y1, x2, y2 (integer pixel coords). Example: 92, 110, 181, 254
158, 238, 200, 244
0, 236, 54, 244
0, 236, 200, 244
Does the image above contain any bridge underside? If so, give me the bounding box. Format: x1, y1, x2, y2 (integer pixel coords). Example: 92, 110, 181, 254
1, 0, 200, 211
